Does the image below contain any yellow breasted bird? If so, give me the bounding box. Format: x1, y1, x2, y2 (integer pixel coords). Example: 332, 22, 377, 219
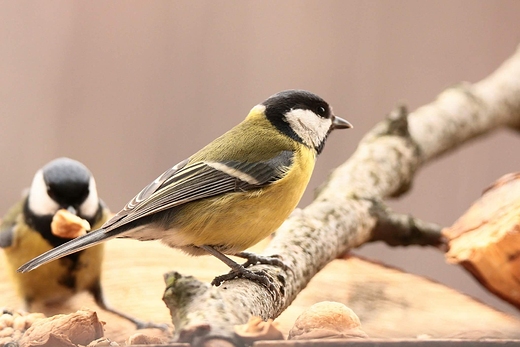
1, 158, 163, 329
18, 90, 352, 288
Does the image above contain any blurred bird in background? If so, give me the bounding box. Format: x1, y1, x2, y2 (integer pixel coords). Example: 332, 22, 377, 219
0, 157, 163, 329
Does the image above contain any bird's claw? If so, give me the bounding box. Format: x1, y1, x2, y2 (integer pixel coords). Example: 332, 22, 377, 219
211, 252, 289, 301
212, 268, 276, 293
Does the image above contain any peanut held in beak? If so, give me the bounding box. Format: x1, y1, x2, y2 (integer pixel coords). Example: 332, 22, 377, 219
51, 209, 91, 239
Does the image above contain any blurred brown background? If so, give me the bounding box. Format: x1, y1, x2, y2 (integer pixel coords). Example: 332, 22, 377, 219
1, 0, 520, 315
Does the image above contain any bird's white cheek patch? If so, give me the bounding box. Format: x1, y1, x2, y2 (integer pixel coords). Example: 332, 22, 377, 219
80, 177, 99, 219
28, 170, 59, 216
284, 109, 332, 148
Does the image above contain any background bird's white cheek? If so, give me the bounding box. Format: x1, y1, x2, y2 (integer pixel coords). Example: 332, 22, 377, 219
28, 170, 59, 216
80, 177, 100, 219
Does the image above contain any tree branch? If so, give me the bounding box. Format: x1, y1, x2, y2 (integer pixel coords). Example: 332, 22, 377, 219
369, 198, 445, 249
163, 45, 520, 346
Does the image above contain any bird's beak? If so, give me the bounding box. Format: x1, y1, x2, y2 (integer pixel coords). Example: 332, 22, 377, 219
331, 115, 353, 130
66, 206, 77, 215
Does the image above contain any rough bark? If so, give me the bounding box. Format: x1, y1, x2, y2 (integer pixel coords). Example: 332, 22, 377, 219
163, 45, 520, 346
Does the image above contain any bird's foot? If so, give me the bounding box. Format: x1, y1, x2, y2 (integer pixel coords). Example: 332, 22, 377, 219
202, 246, 287, 298
211, 267, 275, 292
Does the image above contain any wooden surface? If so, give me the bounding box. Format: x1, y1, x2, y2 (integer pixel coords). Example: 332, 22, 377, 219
444, 172, 520, 309
2, 239, 520, 345
253, 340, 520, 347
278, 254, 520, 339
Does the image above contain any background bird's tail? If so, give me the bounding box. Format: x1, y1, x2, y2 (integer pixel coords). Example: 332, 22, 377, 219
17, 228, 110, 273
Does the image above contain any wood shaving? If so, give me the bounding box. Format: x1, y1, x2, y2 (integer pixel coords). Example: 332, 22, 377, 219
234, 316, 284, 344
19, 309, 104, 347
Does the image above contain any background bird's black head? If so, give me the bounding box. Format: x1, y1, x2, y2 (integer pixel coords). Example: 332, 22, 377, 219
24, 157, 102, 248
42, 157, 91, 211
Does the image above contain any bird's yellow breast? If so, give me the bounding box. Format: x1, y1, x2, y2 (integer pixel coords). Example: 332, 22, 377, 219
161, 145, 316, 255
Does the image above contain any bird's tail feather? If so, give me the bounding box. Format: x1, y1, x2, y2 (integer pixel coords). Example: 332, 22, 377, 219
17, 228, 111, 273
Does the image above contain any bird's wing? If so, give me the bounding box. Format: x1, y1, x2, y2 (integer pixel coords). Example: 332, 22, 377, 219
0, 199, 25, 248
102, 150, 294, 232
0, 226, 14, 248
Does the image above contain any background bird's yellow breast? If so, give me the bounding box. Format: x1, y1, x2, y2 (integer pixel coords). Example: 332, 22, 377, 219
2, 208, 110, 304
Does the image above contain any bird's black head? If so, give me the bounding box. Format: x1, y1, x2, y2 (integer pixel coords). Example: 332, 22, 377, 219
43, 158, 91, 211
24, 157, 102, 247
261, 90, 352, 154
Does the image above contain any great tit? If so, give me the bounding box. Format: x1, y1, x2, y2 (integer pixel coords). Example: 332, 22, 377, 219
1, 158, 162, 329
18, 90, 352, 288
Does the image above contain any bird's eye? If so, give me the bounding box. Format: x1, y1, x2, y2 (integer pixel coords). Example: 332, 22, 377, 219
47, 187, 56, 200
317, 106, 327, 116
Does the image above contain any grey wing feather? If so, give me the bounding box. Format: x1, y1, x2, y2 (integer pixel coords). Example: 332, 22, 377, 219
102, 158, 189, 229
18, 228, 110, 272
220, 150, 294, 184
103, 150, 294, 232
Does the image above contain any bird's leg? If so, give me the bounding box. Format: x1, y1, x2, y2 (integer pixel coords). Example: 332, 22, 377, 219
201, 246, 287, 294
90, 281, 169, 330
